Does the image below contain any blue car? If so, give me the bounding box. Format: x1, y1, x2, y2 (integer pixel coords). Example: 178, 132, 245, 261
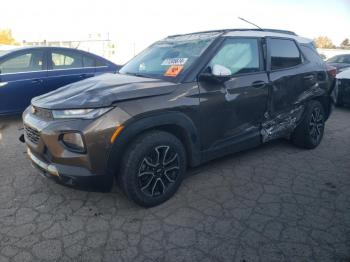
0, 46, 119, 115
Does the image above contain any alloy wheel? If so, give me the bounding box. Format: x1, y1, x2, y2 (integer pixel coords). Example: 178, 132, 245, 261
138, 145, 180, 198
309, 107, 324, 144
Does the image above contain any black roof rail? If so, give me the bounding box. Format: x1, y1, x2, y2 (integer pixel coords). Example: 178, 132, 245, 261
168, 28, 297, 38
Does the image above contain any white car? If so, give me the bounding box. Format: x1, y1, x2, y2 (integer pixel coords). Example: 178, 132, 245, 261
334, 68, 350, 106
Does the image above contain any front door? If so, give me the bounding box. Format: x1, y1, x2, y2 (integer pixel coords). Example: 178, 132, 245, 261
0, 49, 47, 114
198, 37, 269, 152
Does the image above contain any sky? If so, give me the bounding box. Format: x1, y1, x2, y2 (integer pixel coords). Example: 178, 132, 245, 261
1, 0, 349, 63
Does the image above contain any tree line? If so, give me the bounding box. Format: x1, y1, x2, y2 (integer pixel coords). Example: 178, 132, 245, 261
0, 29, 18, 45
314, 36, 350, 49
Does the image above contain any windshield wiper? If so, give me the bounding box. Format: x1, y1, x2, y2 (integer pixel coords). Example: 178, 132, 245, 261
124, 72, 153, 78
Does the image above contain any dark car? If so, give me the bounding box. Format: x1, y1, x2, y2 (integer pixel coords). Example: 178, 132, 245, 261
0, 46, 119, 115
326, 54, 350, 72
22, 29, 334, 207
334, 68, 350, 106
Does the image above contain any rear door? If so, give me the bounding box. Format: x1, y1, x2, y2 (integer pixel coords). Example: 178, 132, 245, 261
266, 38, 307, 116
0, 49, 47, 114
46, 49, 96, 92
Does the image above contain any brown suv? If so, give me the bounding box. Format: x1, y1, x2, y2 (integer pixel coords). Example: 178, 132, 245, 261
22, 29, 334, 207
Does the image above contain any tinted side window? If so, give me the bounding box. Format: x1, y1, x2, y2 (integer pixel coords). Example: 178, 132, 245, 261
83, 55, 95, 67
96, 59, 107, 67
209, 38, 260, 75
270, 39, 302, 70
0, 51, 44, 74
52, 50, 83, 69
343, 55, 350, 63
300, 44, 323, 65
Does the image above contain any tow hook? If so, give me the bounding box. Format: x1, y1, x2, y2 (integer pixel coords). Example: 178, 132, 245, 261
19, 134, 25, 143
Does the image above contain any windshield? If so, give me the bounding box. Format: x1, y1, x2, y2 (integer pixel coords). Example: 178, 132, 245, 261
119, 32, 219, 80
0, 50, 11, 57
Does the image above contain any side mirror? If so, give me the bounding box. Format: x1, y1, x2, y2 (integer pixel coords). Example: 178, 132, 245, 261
212, 64, 232, 77
199, 65, 232, 83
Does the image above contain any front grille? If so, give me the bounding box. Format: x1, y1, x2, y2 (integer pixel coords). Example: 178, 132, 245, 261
24, 124, 40, 144
32, 106, 53, 120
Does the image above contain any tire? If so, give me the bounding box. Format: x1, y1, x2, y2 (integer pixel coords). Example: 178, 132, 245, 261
291, 100, 325, 149
119, 130, 187, 207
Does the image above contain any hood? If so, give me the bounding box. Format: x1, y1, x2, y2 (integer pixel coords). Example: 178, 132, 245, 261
32, 73, 177, 110
337, 68, 350, 79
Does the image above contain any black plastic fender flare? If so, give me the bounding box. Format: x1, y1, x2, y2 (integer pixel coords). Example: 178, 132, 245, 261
106, 111, 201, 175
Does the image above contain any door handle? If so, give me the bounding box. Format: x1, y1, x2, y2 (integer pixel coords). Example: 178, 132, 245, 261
303, 75, 314, 80
31, 79, 43, 84
79, 73, 94, 78
251, 81, 266, 88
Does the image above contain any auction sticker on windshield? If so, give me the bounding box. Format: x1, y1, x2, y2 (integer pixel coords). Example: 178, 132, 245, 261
161, 58, 188, 66
164, 65, 184, 77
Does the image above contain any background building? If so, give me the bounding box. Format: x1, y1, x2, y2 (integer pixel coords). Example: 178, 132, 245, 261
22, 33, 118, 63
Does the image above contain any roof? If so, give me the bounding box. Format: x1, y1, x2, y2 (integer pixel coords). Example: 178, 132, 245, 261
168, 28, 312, 44
0, 46, 111, 61
0, 46, 78, 52
223, 30, 312, 44
0, 46, 77, 58
337, 68, 350, 79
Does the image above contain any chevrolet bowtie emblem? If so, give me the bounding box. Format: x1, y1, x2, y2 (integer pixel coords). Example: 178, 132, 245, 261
31, 106, 37, 114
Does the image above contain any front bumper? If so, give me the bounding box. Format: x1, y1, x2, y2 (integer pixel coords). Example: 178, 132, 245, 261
27, 148, 59, 176
22, 106, 130, 192
27, 147, 113, 191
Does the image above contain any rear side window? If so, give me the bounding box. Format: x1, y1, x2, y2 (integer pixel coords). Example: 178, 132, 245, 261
209, 38, 261, 75
0, 51, 44, 74
82, 55, 95, 67
300, 44, 324, 65
52, 50, 83, 69
96, 59, 107, 67
269, 39, 302, 70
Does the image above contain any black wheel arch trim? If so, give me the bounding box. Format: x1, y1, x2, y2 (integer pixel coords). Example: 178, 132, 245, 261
303, 95, 332, 121
106, 111, 201, 175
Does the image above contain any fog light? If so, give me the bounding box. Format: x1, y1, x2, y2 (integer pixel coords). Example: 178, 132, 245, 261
61, 132, 85, 153
48, 164, 59, 176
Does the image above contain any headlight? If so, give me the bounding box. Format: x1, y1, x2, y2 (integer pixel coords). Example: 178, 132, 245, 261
52, 107, 112, 119
60, 132, 85, 152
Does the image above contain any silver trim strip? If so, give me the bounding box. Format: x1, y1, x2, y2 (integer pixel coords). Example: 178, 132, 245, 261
0, 66, 109, 76
27, 148, 59, 176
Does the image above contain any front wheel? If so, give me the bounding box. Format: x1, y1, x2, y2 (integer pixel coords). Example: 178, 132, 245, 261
291, 100, 325, 149
119, 130, 186, 207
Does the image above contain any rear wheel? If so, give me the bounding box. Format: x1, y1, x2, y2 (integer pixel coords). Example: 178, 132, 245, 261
119, 130, 186, 207
291, 100, 325, 149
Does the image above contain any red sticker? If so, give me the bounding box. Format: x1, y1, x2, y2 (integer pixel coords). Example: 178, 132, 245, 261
164, 65, 184, 77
